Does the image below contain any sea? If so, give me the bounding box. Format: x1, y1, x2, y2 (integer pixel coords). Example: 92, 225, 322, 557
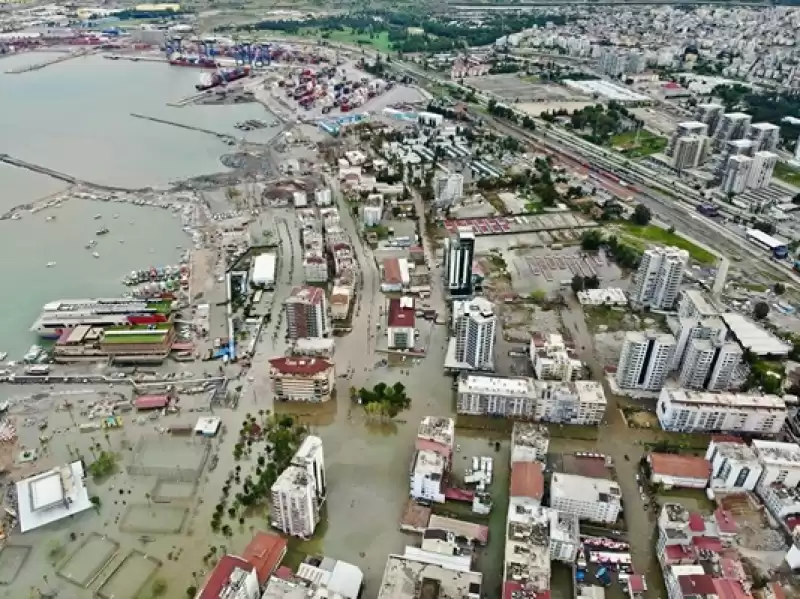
0, 51, 281, 357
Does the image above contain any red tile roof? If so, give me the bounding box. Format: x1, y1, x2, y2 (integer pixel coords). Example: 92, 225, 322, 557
388, 297, 415, 328
198, 555, 255, 599
383, 258, 402, 285
503, 582, 549, 599
649, 453, 711, 482
688, 512, 706, 533
678, 574, 717, 597
712, 579, 751, 599
510, 462, 544, 501
711, 435, 745, 444
288, 286, 324, 304
786, 515, 800, 533
269, 357, 333, 376
241, 531, 287, 586
274, 566, 294, 581
134, 394, 170, 410
628, 575, 647, 594
415, 437, 452, 461
714, 509, 739, 535
664, 544, 694, 562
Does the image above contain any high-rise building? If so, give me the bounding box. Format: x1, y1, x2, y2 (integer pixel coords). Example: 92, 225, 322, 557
748, 123, 781, 152
721, 155, 753, 195
443, 228, 475, 297
713, 112, 752, 150
694, 103, 724, 135
435, 172, 464, 207
629, 247, 688, 309
284, 286, 331, 340
447, 297, 496, 370
666, 121, 708, 157
616, 331, 677, 391
715, 139, 756, 178
270, 436, 326, 538
678, 334, 742, 391
672, 135, 709, 171
748, 151, 778, 189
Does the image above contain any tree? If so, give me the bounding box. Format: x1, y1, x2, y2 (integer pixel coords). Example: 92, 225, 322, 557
753, 301, 770, 320
774, 282, 786, 295
152, 579, 168, 597
571, 274, 585, 293
581, 230, 604, 251
186, 586, 197, 598
631, 204, 651, 226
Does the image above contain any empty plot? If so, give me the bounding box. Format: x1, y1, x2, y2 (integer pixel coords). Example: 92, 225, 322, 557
57, 533, 118, 588
0, 545, 30, 585
119, 503, 189, 534
97, 551, 160, 599
152, 480, 196, 501
128, 436, 209, 481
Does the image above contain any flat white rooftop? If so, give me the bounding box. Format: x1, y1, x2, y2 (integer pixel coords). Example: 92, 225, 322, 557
458, 374, 533, 397
16, 461, 93, 533
563, 79, 650, 102
721, 312, 791, 356
663, 388, 786, 411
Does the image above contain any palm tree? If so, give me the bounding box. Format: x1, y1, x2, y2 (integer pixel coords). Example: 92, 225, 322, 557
145, 493, 152, 507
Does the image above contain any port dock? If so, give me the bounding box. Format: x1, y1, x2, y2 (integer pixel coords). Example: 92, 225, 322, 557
129, 113, 236, 142
5, 49, 96, 74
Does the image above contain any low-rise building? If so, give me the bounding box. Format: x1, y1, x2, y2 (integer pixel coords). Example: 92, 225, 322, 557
330, 285, 352, 321
196, 555, 260, 599
377, 553, 482, 599
752, 439, 800, 488
241, 531, 288, 587
388, 297, 415, 350
531, 333, 582, 381
550, 473, 621, 524
648, 453, 711, 489
457, 374, 535, 418
533, 380, 607, 426
576, 288, 628, 306
657, 388, 787, 434
410, 450, 446, 503
706, 438, 762, 491
268, 357, 335, 403
511, 422, 549, 464
381, 258, 404, 293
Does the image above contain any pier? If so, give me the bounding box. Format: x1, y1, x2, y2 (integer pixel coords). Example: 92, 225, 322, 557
129, 113, 236, 142
5, 49, 96, 74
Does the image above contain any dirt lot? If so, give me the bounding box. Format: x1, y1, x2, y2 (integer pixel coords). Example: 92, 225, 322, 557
465, 75, 589, 105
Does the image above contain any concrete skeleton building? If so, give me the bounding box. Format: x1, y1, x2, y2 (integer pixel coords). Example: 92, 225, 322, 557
629, 246, 688, 310
284, 286, 331, 341
270, 436, 326, 538
616, 331, 677, 392
456, 374, 607, 425
656, 388, 787, 434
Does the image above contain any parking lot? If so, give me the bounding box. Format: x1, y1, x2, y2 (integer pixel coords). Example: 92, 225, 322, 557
465, 74, 589, 104
444, 213, 597, 238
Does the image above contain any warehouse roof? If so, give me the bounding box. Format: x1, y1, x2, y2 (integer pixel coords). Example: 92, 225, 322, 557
649, 453, 711, 481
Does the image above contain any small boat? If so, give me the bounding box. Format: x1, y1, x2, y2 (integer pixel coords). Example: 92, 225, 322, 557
119, 239, 125, 243
10, 214, 21, 220
0, 352, 7, 362
46, 262, 56, 268
85, 239, 96, 249
92, 252, 100, 259
93, 214, 102, 220
96, 228, 109, 235
113, 214, 119, 219
45, 215, 56, 221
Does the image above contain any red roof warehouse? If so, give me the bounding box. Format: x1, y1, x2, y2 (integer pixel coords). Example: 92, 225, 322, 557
388, 297, 415, 328
241, 531, 287, 586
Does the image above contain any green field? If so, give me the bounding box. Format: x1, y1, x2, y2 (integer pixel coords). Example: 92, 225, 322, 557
293, 27, 394, 53
610, 130, 667, 158
619, 223, 717, 265
105, 322, 171, 332
103, 333, 168, 344
774, 161, 800, 187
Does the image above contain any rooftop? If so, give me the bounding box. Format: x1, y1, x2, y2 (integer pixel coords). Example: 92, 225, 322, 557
510, 462, 545, 501
272, 465, 313, 494
418, 416, 455, 448
17, 461, 93, 533
721, 312, 791, 356
452, 297, 495, 323
383, 258, 402, 285
551, 472, 621, 504
458, 374, 534, 397
511, 422, 549, 464
241, 531, 287, 586
752, 439, 800, 465
287, 286, 325, 305
388, 297, 415, 328
662, 389, 786, 411
296, 557, 363, 599
649, 453, 711, 481
710, 440, 757, 462
682, 289, 718, 317
269, 357, 333, 376
427, 515, 489, 545
377, 554, 482, 599
197, 555, 255, 599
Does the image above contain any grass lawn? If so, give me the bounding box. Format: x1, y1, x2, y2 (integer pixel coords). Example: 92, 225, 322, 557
103, 333, 168, 344
293, 27, 393, 53
774, 161, 800, 187
547, 423, 599, 441
610, 130, 667, 158
619, 223, 717, 265
106, 322, 171, 332
658, 487, 715, 513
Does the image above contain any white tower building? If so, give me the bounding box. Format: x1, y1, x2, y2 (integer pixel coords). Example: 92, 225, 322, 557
629, 247, 689, 310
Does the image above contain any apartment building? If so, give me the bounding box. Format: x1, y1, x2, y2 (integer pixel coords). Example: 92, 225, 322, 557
446, 297, 496, 370
284, 286, 330, 340
443, 227, 475, 297
721, 155, 752, 195
457, 374, 535, 418
656, 388, 787, 434
748, 122, 781, 152
629, 247, 688, 309
531, 333, 582, 381
616, 331, 677, 391
268, 357, 335, 403
550, 473, 622, 524
693, 103, 723, 134
752, 439, 800, 489
410, 450, 447, 503
748, 151, 778, 189
533, 380, 607, 426
713, 112, 752, 150
667, 121, 708, 157
706, 438, 763, 491
672, 135, 709, 171
678, 336, 742, 391
269, 436, 326, 538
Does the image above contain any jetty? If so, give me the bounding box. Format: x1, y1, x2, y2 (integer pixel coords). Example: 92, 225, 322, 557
129, 113, 236, 142
5, 49, 95, 74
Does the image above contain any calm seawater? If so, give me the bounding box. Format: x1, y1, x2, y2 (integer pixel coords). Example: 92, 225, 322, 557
0, 51, 275, 356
